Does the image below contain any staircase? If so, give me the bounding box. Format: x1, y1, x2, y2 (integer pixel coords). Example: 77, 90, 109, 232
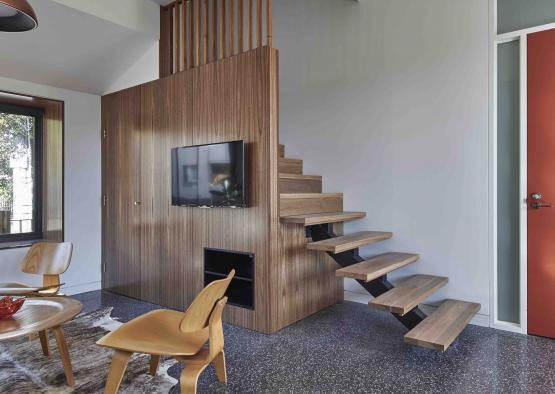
278, 144, 480, 352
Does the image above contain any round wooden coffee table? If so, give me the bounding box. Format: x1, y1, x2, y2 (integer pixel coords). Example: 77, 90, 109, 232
0, 297, 83, 386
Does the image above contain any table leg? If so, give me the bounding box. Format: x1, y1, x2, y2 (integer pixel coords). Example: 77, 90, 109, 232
38, 330, 51, 356
52, 325, 75, 387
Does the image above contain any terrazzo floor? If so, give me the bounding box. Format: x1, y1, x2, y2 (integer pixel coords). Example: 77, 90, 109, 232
73, 290, 555, 393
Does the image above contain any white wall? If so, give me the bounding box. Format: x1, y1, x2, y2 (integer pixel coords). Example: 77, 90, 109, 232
105, 41, 159, 94
0, 77, 102, 295
51, 0, 160, 39
274, 0, 490, 324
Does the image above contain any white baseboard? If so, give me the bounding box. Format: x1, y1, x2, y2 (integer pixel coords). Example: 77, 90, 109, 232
344, 290, 490, 328
64, 281, 101, 295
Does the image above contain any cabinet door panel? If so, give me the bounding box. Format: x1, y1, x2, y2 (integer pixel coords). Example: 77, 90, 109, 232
102, 89, 141, 298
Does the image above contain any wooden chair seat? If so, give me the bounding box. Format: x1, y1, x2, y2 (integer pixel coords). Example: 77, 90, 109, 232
0, 282, 60, 295
97, 310, 208, 356
97, 270, 235, 394
0, 242, 72, 296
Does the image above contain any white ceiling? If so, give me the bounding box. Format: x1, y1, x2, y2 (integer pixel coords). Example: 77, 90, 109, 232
0, 0, 158, 95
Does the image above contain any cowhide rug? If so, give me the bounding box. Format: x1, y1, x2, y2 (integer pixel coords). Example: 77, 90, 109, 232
0, 308, 178, 393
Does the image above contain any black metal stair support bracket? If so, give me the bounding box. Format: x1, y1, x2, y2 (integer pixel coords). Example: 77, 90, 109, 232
308, 224, 426, 330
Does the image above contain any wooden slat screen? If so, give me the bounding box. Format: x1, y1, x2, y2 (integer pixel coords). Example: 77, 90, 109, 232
160, 0, 273, 77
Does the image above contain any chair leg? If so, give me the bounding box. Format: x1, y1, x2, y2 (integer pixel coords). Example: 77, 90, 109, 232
180, 363, 208, 394
38, 330, 50, 356
149, 354, 160, 376
212, 351, 227, 384
52, 326, 75, 387
104, 350, 132, 394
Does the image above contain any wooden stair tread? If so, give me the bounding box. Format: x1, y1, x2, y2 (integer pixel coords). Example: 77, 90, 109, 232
279, 173, 322, 180
280, 193, 342, 199
336, 253, 419, 282
281, 211, 366, 226
369, 274, 448, 315
404, 299, 480, 352
279, 158, 302, 164
307, 231, 392, 254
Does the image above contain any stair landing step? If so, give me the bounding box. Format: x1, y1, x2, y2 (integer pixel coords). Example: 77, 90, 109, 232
307, 231, 392, 254
369, 274, 448, 316
404, 299, 480, 352
336, 253, 419, 282
282, 211, 366, 226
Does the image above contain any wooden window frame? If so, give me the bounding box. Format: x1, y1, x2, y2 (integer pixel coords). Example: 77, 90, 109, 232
0, 102, 44, 243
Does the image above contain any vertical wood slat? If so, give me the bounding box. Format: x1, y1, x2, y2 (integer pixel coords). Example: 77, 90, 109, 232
198, 0, 201, 67
266, 0, 272, 47
213, 0, 218, 60
221, 0, 226, 58
159, 6, 172, 77
185, 0, 187, 70
238, 0, 243, 53
257, 0, 262, 48
189, 0, 194, 68
176, 1, 181, 71
248, 0, 253, 50
229, 0, 234, 55
174, 4, 179, 73
171, 5, 176, 74
163, 0, 272, 74
203, 0, 208, 64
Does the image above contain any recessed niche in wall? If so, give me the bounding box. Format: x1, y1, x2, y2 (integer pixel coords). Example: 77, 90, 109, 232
204, 247, 254, 310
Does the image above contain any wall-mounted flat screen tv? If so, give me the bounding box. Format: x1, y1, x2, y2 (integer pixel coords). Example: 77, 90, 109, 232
171, 140, 246, 208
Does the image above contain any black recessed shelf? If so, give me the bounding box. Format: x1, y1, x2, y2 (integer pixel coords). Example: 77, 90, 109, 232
204, 248, 254, 310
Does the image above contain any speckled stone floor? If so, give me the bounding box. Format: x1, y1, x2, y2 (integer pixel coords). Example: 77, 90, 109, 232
73, 290, 555, 393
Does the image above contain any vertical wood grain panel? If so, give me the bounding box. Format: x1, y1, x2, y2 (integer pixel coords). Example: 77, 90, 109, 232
103, 48, 279, 332
101, 90, 142, 299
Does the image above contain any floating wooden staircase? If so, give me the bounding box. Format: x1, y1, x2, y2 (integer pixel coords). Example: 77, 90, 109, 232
278, 143, 480, 352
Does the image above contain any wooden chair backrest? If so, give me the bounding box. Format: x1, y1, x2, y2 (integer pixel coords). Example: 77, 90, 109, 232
179, 270, 235, 333
20, 242, 73, 275
207, 296, 228, 358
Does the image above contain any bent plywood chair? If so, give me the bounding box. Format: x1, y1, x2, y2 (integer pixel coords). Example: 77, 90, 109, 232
97, 270, 235, 394
0, 242, 72, 295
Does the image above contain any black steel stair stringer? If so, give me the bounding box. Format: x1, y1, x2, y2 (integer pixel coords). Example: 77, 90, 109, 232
309, 224, 426, 330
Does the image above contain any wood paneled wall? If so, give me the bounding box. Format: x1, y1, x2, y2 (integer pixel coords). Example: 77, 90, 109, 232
0, 93, 64, 242
102, 47, 342, 333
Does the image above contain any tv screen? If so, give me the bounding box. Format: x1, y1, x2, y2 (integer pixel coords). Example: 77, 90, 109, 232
171, 140, 246, 208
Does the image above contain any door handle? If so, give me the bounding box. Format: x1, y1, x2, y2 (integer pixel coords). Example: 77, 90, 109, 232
531, 202, 553, 209
133, 201, 142, 206
529, 192, 552, 208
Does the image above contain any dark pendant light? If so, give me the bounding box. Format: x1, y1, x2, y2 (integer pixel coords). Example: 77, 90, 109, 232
0, 0, 38, 32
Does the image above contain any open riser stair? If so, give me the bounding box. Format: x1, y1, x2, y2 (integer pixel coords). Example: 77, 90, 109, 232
278, 143, 480, 352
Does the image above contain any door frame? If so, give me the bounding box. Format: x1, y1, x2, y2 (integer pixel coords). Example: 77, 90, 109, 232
489, 0, 555, 334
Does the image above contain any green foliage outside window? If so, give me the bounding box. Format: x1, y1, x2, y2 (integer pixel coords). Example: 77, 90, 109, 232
0, 112, 34, 207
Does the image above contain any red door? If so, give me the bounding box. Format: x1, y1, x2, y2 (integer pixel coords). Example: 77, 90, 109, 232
528, 28, 555, 338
